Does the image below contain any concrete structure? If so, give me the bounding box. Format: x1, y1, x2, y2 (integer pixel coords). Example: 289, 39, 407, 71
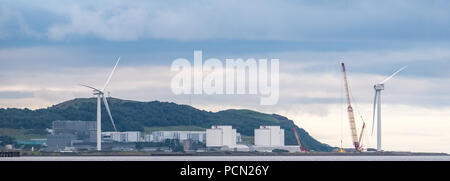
206, 125, 237, 147
46, 120, 96, 152
102, 131, 141, 143
254, 126, 285, 147
236, 133, 242, 143
144, 131, 206, 143
52, 120, 97, 142
183, 139, 192, 151
46, 134, 76, 151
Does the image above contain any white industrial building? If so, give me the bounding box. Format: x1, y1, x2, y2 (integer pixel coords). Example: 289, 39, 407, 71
144, 131, 206, 143
254, 126, 285, 146
252, 126, 303, 152
102, 131, 141, 142
206, 125, 237, 147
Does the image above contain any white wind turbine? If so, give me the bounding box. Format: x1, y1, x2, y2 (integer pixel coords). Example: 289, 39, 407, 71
372, 65, 407, 151
80, 57, 120, 151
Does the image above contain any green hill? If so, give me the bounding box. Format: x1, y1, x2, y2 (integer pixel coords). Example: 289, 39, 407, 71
0, 97, 333, 151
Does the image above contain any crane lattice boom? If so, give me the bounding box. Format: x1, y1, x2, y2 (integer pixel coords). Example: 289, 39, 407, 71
292, 127, 306, 152
341, 63, 361, 151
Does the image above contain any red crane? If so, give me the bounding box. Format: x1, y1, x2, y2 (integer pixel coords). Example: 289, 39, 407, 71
292, 127, 306, 152
341, 63, 363, 151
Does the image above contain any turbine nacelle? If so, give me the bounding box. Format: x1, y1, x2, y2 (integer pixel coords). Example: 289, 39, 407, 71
374, 84, 384, 91
93, 90, 103, 95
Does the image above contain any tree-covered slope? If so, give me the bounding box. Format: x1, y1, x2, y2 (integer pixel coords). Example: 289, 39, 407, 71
0, 97, 333, 151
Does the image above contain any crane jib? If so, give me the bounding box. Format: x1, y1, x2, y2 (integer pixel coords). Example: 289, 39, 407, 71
341, 62, 362, 151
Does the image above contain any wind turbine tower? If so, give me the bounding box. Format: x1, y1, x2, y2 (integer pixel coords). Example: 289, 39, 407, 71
372, 66, 407, 151
81, 57, 120, 151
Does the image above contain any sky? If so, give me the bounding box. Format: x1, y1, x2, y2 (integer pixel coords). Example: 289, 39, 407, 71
1, 0, 450, 153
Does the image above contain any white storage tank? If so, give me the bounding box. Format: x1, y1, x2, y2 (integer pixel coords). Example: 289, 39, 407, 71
206, 125, 237, 147
254, 126, 284, 146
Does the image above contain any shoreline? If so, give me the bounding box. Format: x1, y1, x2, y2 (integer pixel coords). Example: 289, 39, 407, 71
2, 155, 450, 161
14, 150, 449, 157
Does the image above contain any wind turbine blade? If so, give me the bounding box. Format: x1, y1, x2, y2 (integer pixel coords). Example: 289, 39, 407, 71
80, 84, 102, 92
380, 65, 407, 84
102, 95, 117, 132
371, 91, 378, 135
102, 57, 120, 91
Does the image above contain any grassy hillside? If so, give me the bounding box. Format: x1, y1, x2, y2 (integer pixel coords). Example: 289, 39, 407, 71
0, 128, 46, 140
0, 97, 334, 151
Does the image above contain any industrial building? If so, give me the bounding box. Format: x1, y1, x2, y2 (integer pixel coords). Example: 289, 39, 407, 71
144, 131, 206, 143
206, 125, 237, 148
254, 126, 285, 147
46, 134, 76, 151
252, 126, 304, 152
52, 120, 97, 142
45, 121, 293, 152
102, 131, 141, 142
46, 121, 141, 152
46, 120, 97, 151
